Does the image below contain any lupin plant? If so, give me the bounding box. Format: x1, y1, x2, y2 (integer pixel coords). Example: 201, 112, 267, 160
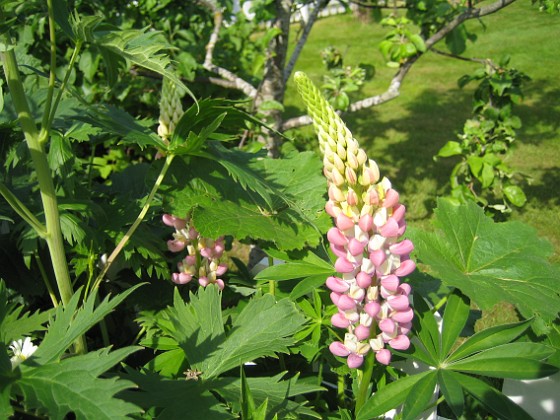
294, 72, 415, 370
163, 213, 228, 289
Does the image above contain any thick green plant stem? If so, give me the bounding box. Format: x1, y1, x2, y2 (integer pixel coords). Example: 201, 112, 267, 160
355, 351, 375, 413
92, 154, 176, 292
1, 47, 87, 354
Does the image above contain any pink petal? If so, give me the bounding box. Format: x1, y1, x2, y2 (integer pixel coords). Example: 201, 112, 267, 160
383, 189, 400, 208
390, 239, 414, 256
347, 238, 365, 256
370, 249, 386, 267
399, 322, 412, 335
359, 214, 374, 233
336, 213, 355, 231
364, 301, 381, 318
330, 292, 342, 306
172, 272, 192, 285
330, 243, 347, 258
216, 279, 225, 290
397, 224, 407, 236
379, 318, 396, 335
346, 188, 358, 206
162, 214, 176, 227
392, 204, 406, 223
216, 264, 228, 276
376, 349, 392, 365
187, 227, 198, 240
335, 257, 355, 273
347, 353, 364, 369
355, 324, 371, 341
380, 275, 400, 292
331, 313, 351, 328
325, 201, 341, 218
326, 276, 350, 293
336, 294, 357, 311
398, 283, 412, 296
329, 341, 351, 357
389, 335, 410, 350
167, 239, 185, 253
185, 255, 197, 266
394, 259, 416, 277
379, 218, 399, 238
200, 247, 212, 258
387, 295, 410, 312
327, 227, 348, 247
198, 277, 210, 287
392, 308, 414, 323
356, 271, 372, 288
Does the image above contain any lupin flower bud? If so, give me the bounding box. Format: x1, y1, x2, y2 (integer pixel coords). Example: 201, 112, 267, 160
157, 77, 184, 141
163, 213, 228, 290
294, 71, 415, 369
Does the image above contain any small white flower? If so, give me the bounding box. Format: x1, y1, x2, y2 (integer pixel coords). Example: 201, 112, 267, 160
9, 337, 37, 369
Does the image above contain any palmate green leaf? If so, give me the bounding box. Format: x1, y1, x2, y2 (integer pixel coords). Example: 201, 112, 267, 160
254, 250, 334, 281
447, 356, 558, 379
446, 319, 532, 363
33, 284, 144, 364
438, 369, 464, 418
452, 371, 533, 420
121, 369, 233, 419
164, 286, 306, 380
409, 199, 560, 322
402, 370, 438, 420
412, 293, 440, 364
17, 347, 141, 420
441, 289, 470, 358
355, 371, 431, 420
164, 149, 328, 250
213, 372, 324, 419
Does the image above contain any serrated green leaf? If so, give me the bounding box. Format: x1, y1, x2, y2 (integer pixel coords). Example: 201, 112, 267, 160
241, 367, 256, 419
164, 150, 328, 250
82, 105, 166, 150
409, 199, 560, 322
120, 369, 234, 419
447, 319, 532, 363
93, 27, 195, 102
0, 281, 51, 343
52, 0, 74, 40
289, 275, 329, 300
165, 286, 306, 380
441, 289, 470, 358
453, 372, 533, 419
356, 371, 431, 420
438, 369, 464, 418
33, 284, 144, 364
17, 347, 141, 420
213, 372, 324, 419
402, 370, 438, 420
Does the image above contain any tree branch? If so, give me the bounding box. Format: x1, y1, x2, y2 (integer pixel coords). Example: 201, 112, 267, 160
282, 0, 517, 130
284, 0, 329, 83
198, 0, 258, 98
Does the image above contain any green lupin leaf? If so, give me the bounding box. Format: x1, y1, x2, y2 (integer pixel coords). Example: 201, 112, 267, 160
410, 199, 560, 322
402, 370, 438, 420
441, 289, 470, 358
438, 369, 464, 418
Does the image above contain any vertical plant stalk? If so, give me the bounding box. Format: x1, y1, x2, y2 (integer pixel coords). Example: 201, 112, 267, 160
1, 47, 87, 354
92, 153, 175, 292
267, 256, 276, 296
354, 351, 375, 412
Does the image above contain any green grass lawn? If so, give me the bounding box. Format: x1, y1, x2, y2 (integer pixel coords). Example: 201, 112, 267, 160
284, 1, 560, 261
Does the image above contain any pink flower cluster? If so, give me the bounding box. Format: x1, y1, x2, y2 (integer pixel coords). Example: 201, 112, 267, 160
163, 214, 227, 290
326, 178, 416, 369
